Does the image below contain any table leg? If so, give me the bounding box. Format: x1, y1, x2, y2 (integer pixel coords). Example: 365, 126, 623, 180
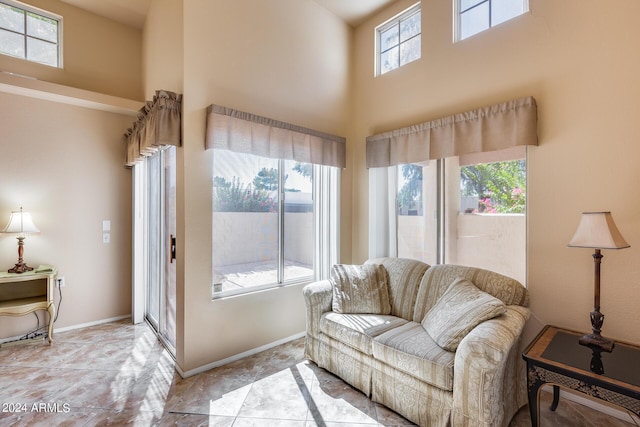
47, 302, 55, 344
549, 385, 560, 411
527, 370, 544, 427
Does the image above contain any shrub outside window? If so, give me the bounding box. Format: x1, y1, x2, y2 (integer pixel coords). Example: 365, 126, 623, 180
455, 0, 528, 41
376, 2, 421, 76
0, 0, 61, 67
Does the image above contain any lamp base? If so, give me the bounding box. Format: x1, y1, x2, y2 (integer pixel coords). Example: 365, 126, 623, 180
579, 333, 615, 352
8, 262, 34, 274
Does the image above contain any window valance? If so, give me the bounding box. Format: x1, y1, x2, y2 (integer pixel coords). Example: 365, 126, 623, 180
124, 90, 182, 168
366, 96, 537, 168
205, 104, 346, 169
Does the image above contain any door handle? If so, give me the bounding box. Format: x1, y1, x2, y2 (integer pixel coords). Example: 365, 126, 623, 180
170, 234, 176, 263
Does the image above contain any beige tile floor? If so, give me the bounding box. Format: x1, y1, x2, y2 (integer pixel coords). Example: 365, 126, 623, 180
0, 320, 636, 426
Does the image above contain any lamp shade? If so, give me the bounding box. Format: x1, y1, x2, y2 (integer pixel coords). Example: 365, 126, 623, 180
2, 208, 39, 236
567, 212, 629, 249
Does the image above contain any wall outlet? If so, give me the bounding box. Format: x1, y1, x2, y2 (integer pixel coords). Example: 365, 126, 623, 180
103, 233, 110, 244
57, 277, 65, 288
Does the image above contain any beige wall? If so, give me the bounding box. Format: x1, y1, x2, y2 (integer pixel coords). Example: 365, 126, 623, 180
353, 0, 640, 344
0, 91, 133, 339
0, 0, 143, 100
144, 0, 352, 372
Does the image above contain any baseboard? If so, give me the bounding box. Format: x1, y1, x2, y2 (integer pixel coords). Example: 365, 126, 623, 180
176, 331, 306, 378
0, 314, 131, 345
541, 385, 640, 424
53, 314, 131, 334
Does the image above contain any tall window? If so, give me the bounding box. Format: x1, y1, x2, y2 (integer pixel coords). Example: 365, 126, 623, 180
376, 2, 421, 76
0, 0, 61, 67
455, 0, 528, 41
395, 150, 527, 284
212, 149, 339, 297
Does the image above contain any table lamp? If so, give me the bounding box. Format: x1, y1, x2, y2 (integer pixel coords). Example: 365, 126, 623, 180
567, 211, 629, 352
2, 207, 40, 274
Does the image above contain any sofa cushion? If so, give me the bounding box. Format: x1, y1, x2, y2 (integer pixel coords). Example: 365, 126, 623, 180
320, 312, 408, 355
412, 264, 528, 323
372, 322, 455, 391
421, 278, 506, 351
331, 264, 391, 314
366, 258, 429, 320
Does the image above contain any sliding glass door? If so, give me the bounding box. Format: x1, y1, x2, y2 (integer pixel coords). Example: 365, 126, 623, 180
138, 147, 176, 353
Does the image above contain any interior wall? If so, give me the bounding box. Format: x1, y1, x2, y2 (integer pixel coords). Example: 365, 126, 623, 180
0, 91, 133, 339
174, 0, 352, 372
0, 0, 143, 101
352, 0, 640, 344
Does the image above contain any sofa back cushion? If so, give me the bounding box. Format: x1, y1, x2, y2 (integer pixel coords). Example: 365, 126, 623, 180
412, 264, 529, 323
366, 258, 429, 320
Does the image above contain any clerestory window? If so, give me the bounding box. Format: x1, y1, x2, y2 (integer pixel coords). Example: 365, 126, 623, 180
0, 0, 61, 67
376, 2, 421, 76
455, 0, 528, 41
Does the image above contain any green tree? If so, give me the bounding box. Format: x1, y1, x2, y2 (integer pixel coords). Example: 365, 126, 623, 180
460, 160, 526, 214
252, 168, 280, 191
398, 164, 423, 215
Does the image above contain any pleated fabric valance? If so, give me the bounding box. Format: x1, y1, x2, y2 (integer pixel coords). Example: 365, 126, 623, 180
124, 90, 182, 167
366, 96, 537, 168
205, 104, 346, 169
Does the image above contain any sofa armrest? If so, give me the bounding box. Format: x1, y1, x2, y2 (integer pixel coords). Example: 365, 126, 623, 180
303, 280, 333, 338
452, 305, 530, 427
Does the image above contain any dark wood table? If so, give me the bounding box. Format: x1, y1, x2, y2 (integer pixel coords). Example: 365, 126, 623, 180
522, 325, 640, 426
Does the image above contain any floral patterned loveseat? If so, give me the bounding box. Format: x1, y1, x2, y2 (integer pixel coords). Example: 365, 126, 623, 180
303, 257, 530, 427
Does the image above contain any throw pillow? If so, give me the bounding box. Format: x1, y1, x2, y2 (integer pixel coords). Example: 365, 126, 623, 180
422, 277, 506, 351
331, 264, 391, 314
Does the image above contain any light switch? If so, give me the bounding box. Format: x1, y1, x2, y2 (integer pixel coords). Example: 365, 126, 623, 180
103, 233, 110, 244
102, 220, 111, 232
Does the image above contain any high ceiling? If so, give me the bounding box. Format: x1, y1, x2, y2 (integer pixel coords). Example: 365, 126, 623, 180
59, 0, 396, 29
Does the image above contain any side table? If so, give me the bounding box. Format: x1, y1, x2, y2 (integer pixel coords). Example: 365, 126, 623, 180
522, 325, 640, 426
0, 268, 57, 345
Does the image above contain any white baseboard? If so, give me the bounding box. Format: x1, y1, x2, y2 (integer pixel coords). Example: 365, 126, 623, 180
53, 314, 131, 333
0, 314, 131, 345
176, 331, 306, 378
541, 385, 640, 424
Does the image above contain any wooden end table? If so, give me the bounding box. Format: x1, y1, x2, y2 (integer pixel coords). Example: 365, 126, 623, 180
522, 325, 640, 426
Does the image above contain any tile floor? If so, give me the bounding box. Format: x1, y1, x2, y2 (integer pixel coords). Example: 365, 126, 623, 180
0, 319, 636, 426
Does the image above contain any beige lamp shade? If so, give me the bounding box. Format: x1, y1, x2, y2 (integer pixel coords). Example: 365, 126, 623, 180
567, 212, 629, 249
2, 208, 40, 236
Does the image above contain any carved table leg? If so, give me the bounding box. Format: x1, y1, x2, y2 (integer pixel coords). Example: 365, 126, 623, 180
550, 385, 560, 411
527, 366, 545, 427
47, 302, 55, 344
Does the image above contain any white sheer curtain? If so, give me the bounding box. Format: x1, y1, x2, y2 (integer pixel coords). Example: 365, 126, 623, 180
368, 166, 398, 259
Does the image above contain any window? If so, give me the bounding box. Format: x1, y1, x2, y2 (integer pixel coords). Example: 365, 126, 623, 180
212, 149, 339, 297
394, 150, 527, 284
0, 0, 61, 67
376, 2, 421, 76
455, 0, 528, 41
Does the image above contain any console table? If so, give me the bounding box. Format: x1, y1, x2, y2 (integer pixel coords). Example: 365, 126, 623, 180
0, 268, 57, 345
523, 325, 640, 426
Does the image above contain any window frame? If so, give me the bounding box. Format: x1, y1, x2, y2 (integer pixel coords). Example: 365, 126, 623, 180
454, 0, 529, 42
212, 150, 340, 299
0, 0, 62, 68
392, 149, 528, 284
375, 2, 421, 77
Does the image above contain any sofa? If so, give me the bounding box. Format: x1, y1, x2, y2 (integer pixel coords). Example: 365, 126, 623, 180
303, 257, 530, 427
